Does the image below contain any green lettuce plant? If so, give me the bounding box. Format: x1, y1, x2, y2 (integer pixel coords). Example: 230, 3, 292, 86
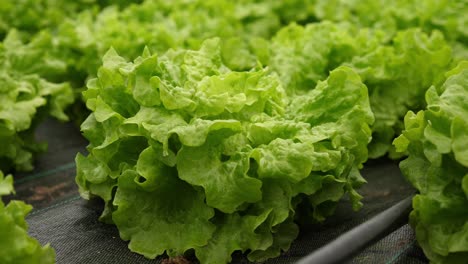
0, 31, 73, 172
394, 61, 468, 263
265, 22, 453, 158
0, 171, 55, 263
76, 38, 374, 263
53, 0, 283, 79
290, 0, 468, 60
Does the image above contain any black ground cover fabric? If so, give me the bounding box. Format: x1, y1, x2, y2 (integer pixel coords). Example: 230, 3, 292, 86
4, 119, 428, 263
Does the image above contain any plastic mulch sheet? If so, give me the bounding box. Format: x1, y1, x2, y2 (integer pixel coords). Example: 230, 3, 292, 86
5, 119, 429, 264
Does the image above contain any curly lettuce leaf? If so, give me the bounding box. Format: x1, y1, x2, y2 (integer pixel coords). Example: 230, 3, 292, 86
76, 38, 373, 263
394, 61, 468, 263
112, 169, 215, 259
0, 171, 55, 264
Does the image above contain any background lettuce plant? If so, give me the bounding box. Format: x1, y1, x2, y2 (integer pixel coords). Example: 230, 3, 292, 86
266, 22, 453, 158
0, 31, 73, 172
274, 0, 468, 60
0, 171, 55, 263
394, 61, 468, 263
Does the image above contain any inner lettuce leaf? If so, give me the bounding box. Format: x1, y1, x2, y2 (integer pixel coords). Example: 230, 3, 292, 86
0, 171, 55, 264
76, 38, 374, 263
394, 61, 468, 263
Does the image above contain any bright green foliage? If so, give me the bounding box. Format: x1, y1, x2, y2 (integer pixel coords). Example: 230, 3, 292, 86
0, 0, 286, 172
0, 0, 143, 40
76, 39, 374, 263
0, 31, 73, 172
25, 0, 461, 163
268, 21, 453, 158
1, 0, 461, 172
0, 0, 465, 263
303, 0, 468, 60
53, 0, 284, 78
0, 171, 55, 264
0, 0, 465, 173
268, 22, 384, 94
394, 61, 468, 263
354, 28, 453, 158
50, 0, 461, 160
312, 1, 466, 38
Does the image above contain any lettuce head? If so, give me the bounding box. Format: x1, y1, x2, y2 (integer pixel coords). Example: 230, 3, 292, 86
394, 61, 468, 263
0, 30, 73, 172
76, 38, 374, 263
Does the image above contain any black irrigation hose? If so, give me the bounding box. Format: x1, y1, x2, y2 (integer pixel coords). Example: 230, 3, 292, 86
296, 196, 414, 264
